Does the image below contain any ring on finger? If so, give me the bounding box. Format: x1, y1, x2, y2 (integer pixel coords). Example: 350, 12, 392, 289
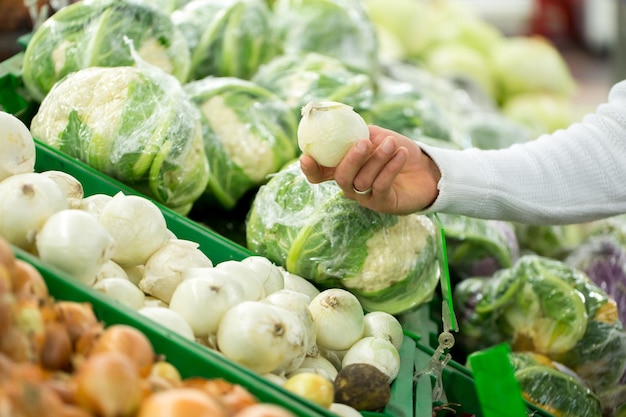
352, 185, 372, 195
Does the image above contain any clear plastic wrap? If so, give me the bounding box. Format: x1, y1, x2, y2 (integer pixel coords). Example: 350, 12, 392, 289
506, 352, 603, 417
171, 0, 279, 81
21, 0, 191, 102
245, 160, 440, 314
251, 52, 375, 117
364, 76, 456, 144
454, 255, 626, 396
566, 234, 626, 328
184, 76, 298, 210
437, 213, 519, 281
30, 65, 209, 212
271, 0, 380, 80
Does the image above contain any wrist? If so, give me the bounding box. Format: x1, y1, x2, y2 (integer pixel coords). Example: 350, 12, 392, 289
423, 155, 441, 208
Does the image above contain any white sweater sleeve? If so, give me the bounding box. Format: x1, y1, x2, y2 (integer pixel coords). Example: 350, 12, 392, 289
419, 80, 626, 225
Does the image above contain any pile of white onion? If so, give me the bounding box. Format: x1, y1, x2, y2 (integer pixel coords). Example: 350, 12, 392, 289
0, 110, 404, 414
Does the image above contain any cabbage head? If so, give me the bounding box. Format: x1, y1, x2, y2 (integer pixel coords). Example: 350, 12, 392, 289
185, 76, 298, 210
246, 160, 440, 314
271, 0, 380, 79
172, 0, 279, 80
30, 65, 209, 212
437, 213, 519, 281
252, 52, 375, 116
455, 255, 626, 393
461, 111, 532, 150
365, 76, 457, 145
22, 0, 191, 102
490, 36, 577, 105
507, 352, 602, 417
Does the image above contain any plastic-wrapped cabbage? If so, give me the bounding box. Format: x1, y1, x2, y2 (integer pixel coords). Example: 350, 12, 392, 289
514, 222, 591, 260
22, 0, 190, 102
586, 213, 626, 247
554, 318, 626, 393
551, 247, 626, 392
363, 0, 503, 61
490, 36, 577, 105
455, 255, 626, 392
364, 76, 455, 143
141, 0, 191, 13
487, 257, 589, 355
246, 161, 440, 314
453, 277, 507, 353
30, 65, 209, 211
172, 0, 279, 81
598, 385, 626, 417
462, 111, 532, 150
382, 61, 492, 117
252, 52, 375, 116
438, 213, 519, 281
422, 43, 496, 101
502, 92, 575, 136
566, 235, 626, 326
184, 76, 298, 210
507, 352, 602, 417
271, 0, 379, 79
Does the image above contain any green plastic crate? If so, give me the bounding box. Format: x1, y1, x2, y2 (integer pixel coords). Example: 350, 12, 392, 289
32, 139, 431, 417
403, 322, 557, 417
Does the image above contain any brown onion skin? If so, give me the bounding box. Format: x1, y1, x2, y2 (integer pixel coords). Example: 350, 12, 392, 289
55, 302, 101, 346
0, 236, 16, 282
182, 377, 259, 414
88, 324, 155, 377
136, 388, 229, 417
0, 291, 15, 334
12, 259, 48, 302
75, 352, 143, 417
0, 325, 34, 362
40, 321, 73, 371
2, 378, 69, 417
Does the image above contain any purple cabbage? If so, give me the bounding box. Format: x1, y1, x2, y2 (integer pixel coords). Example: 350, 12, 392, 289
565, 235, 626, 327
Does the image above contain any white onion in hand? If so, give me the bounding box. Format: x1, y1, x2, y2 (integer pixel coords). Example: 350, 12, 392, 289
217, 301, 307, 375
309, 288, 364, 351
297, 101, 369, 167
35, 209, 114, 285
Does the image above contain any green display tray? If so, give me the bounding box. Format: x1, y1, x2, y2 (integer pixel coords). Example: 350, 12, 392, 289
402, 317, 556, 417
32, 139, 429, 417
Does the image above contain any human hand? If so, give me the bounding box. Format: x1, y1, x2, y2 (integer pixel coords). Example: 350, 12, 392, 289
299, 125, 441, 215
